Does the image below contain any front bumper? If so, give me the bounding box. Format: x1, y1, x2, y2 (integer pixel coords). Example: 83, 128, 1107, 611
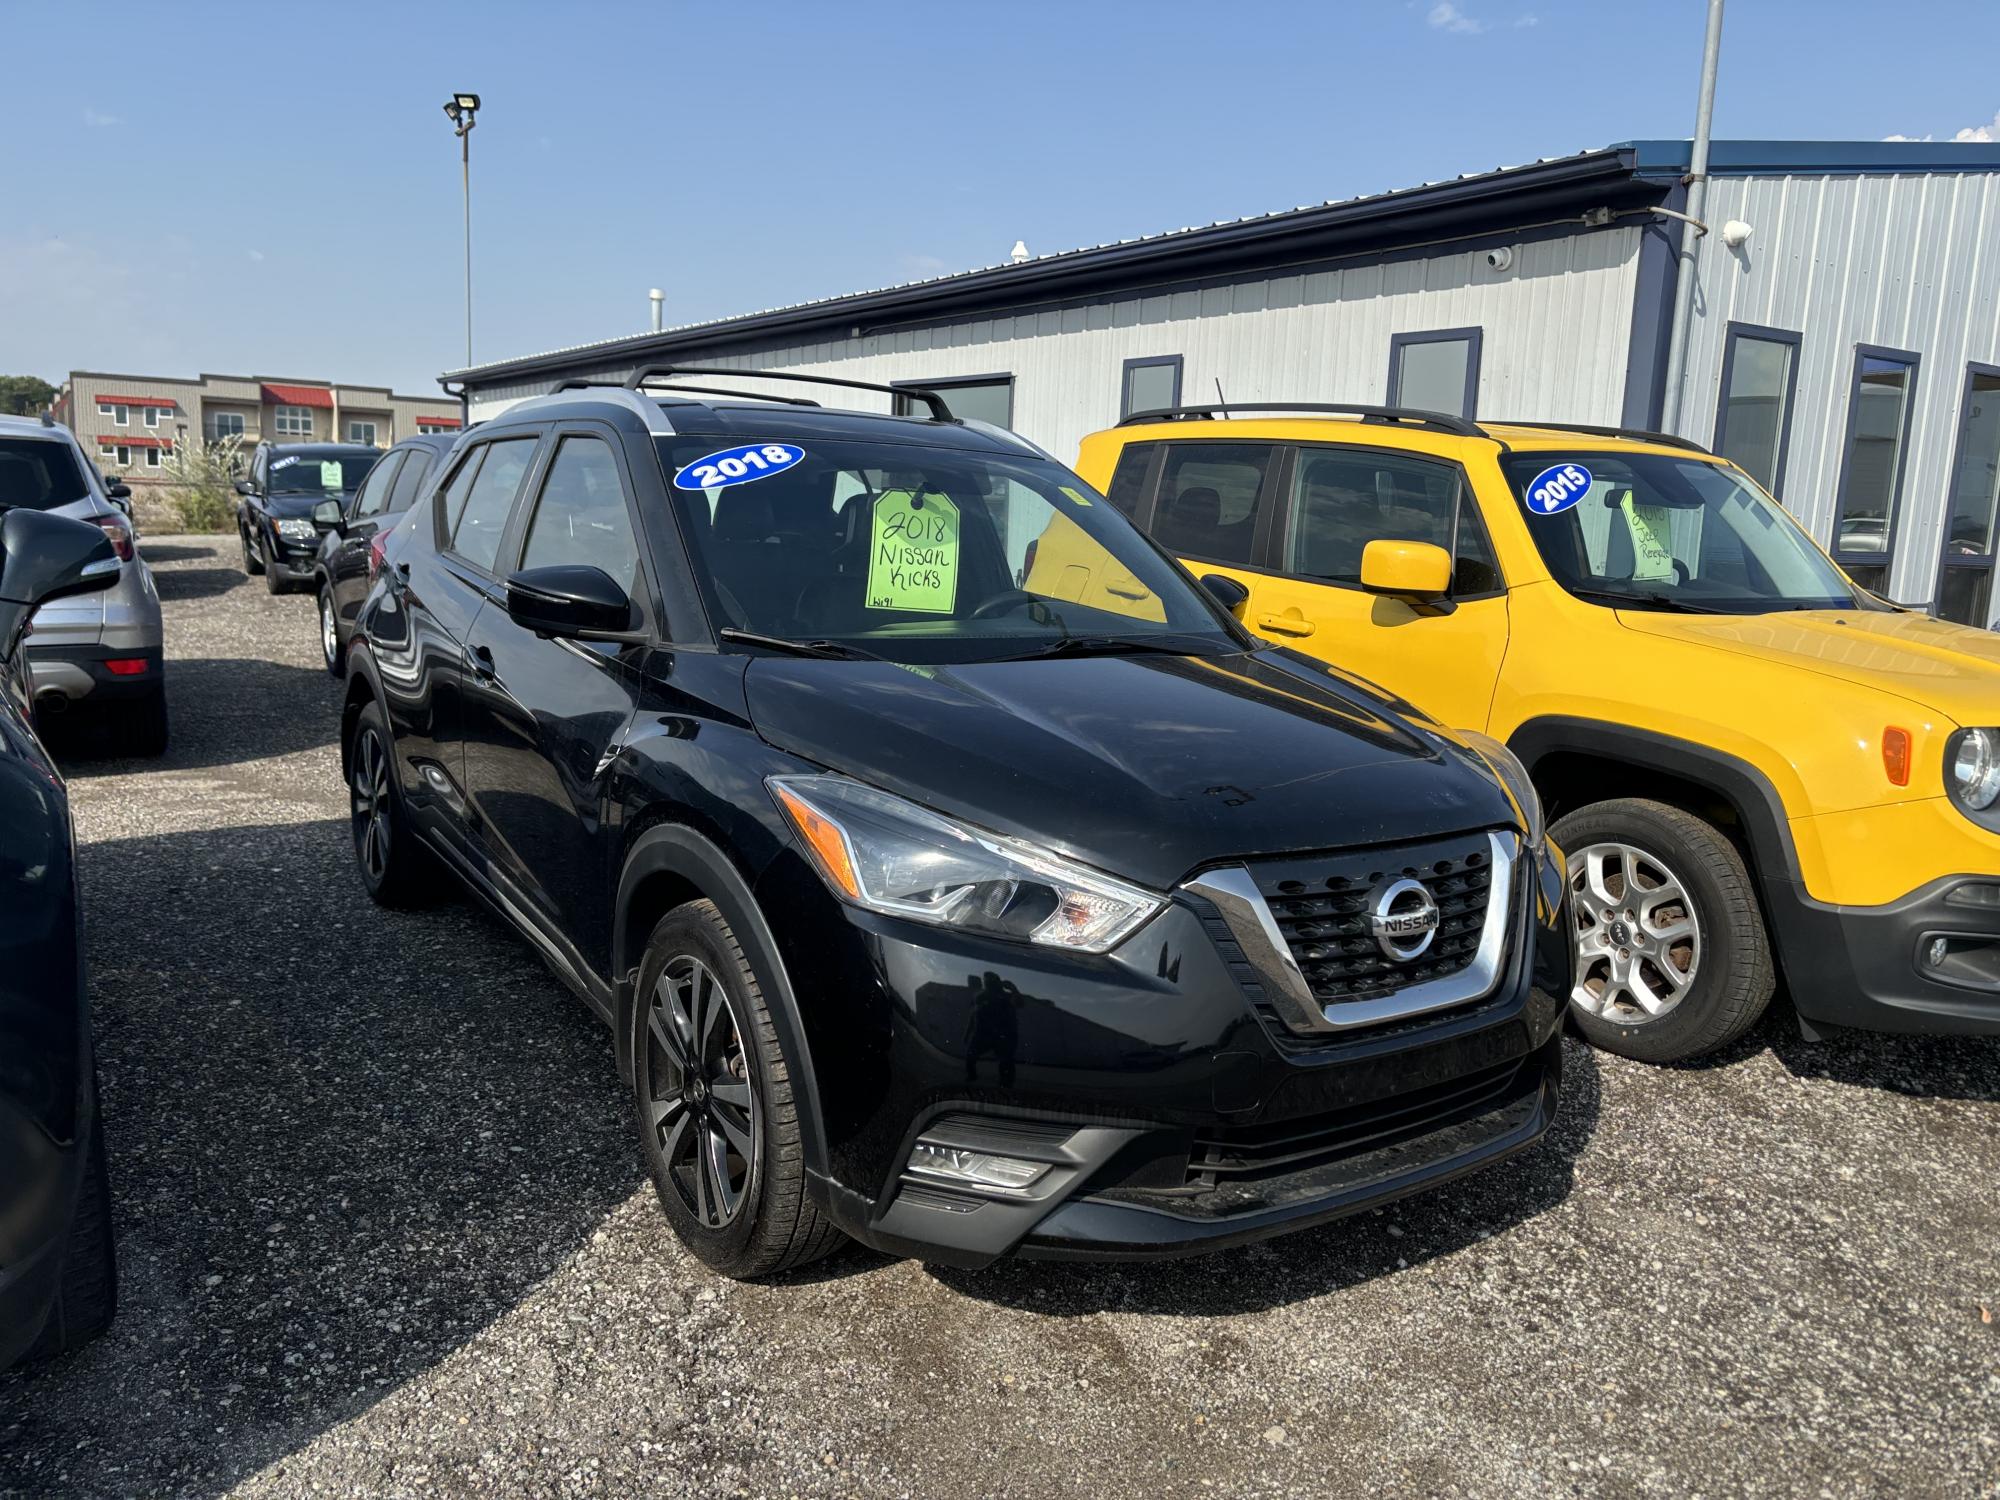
765, 838, 1570, 1267
266, 538, 321, 582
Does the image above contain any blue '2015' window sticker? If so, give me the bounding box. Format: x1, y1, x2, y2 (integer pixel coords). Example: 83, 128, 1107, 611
672, 443, 805, 491
1523, 462, 1593, 516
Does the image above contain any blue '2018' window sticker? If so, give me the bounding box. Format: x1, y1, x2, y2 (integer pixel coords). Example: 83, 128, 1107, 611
672, 443, 805, 491
1523, 462, 1593, 516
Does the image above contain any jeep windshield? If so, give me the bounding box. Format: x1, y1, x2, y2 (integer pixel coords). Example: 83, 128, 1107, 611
0, 437, 91, 513
1502, 451, 1863, 614
660, 436, 1244, 664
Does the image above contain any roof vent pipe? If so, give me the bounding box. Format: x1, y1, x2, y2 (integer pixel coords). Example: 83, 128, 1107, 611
649, 289, 665, 332
1008, 240, 1031, 265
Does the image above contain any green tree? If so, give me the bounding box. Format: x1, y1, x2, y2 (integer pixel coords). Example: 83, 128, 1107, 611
159, 433, 246, 532
0, 375, 58, 416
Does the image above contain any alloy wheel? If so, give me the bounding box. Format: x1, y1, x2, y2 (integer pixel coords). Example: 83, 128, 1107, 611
320, 592, 339, 668
350, 729, 392, 883
644, 955, 758, 1229
1568, 841, 1702, 1023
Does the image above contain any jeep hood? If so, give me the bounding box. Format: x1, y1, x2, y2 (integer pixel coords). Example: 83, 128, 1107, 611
1617, 608, 2000, 726
742, 648, 1516, 891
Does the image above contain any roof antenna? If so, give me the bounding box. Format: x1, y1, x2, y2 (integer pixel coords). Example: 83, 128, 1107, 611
1215, 376, 1228, 419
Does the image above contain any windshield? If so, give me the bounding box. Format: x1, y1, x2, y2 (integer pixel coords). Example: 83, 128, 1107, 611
1502, 451, 1861, 613
0, 437, 91, 513
659, 435, 1243, 663
269, 450, 380, 495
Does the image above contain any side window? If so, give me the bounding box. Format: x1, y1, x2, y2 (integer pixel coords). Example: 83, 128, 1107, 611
438, 447, 485, 536
448, 437, 537, 573
1152, 443, 1275, 565
1287, 450, 1500, 594
351, 452, 405, 519
386, 449, 436, 513
520, 437, 641, 595
1104, 446, 1153, 519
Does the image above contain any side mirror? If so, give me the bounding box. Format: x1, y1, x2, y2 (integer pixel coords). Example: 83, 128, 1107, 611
0, 511, 122, 658
311, 499, 344, 531
106, 481, 132, 500
234, 478, 254, 496
504, 564, 637, 641
1199, 572, 1251, 616
1359, 540, 1453, 600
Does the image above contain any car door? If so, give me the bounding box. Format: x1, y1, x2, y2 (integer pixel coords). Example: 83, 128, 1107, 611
379, 432, 542, 850
459, 425, 650, 979
327, 450, 405, 629
1244, 444, 1511, 730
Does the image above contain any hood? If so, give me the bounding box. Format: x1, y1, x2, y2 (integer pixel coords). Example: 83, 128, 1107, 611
1617, 608, 2000, 727
265, 492, 348, 520
743, 649, 1516, 891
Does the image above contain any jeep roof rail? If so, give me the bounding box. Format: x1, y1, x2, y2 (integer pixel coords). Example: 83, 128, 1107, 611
1484, 418, 1710, 454
620, 364, 956, 422
549, 376, 821, 407
1118, 402, 1485, 438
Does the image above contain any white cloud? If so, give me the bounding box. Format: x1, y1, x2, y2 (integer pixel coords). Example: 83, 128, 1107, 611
1428, 2, 1485, 32
1514, 13, 1539, 25
82, 107, 122, 128
247, 249, 266, 263
1884, 108, 1999, 144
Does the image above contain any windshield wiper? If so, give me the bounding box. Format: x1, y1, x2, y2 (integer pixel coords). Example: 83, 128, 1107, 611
1007, 634, 1210, 661
1567, 587, 1722, 615
717, 627, 883, 661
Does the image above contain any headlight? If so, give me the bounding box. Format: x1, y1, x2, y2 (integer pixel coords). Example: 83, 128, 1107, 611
275, 518, 317, 541
768, 775, 1161, 953
1457, 730, 1545, 851
1946, 728, 2000, 818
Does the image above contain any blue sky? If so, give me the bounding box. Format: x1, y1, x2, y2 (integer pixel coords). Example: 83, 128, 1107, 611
4, 0, 1997, 395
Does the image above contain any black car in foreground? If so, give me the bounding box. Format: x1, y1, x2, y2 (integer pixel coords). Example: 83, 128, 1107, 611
1, 508, 122, 1367
235, 442, 384, 595
339, 367, 1569, 1275
307, 431, 459, 676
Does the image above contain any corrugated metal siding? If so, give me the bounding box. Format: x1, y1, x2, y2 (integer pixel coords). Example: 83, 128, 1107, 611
466, 228, 1643, 464
1680, 172, 2000, 603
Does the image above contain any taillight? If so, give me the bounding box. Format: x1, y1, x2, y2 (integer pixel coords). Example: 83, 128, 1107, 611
368, 532, 390, 580
89, 514, 134, 562
103, 658, 149, 677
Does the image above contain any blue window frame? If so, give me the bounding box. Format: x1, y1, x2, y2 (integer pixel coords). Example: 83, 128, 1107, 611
1388, 327, 1482, 419
1936, 362, 2000, 628
1712, 322, 1802, 500
1831, 343, 1921, 599
1119, 355, 1183, 421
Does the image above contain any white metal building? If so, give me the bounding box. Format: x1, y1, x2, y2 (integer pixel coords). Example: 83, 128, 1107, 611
448, 140, 2000, 624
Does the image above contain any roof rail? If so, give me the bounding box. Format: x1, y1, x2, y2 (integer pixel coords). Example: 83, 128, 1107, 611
621, 364, 956, 422
1484, 419, 1710, 454
550, 376, 821, 407
1118, 402, 1484, 438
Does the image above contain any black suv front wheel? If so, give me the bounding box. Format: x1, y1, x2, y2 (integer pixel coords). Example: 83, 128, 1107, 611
630, 900, 842, 1277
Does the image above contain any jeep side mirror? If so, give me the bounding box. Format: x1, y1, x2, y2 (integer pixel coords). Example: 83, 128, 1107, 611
1359, 540, 1452, 600
1199, 573, 1251, 616
0, 510, 123, 658
505, 564, 638, 641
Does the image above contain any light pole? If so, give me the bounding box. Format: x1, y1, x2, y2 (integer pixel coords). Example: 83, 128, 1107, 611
442, 93, 481, 368
1660, 1, 1725, 433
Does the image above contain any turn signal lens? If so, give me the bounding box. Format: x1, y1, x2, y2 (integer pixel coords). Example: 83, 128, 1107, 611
771, 781, 861, 900
1882, 727, 1912, 787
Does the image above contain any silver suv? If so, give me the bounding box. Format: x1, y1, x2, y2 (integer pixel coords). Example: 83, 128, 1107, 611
0, 413, 167, 755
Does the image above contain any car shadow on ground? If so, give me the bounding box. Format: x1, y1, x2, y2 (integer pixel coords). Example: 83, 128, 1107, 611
0, 818, 640, 1500
1673, 996, 2000, 1102
929, 1037, 1602, 1317
150, 565, 248, 604
46, 657, 338, 772
136, 541, 227, 565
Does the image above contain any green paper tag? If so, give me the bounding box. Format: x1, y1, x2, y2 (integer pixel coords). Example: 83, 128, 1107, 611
1621, 495, 1676, 582
866, 491, 960, 614
320, 461, 343, 490
1059, 485, 1093, 507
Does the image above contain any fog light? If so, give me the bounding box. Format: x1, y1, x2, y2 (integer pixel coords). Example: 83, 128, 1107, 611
907, 1141, 1048, 1194
1926, 937, 1950, 968
1944, 883, 2000, 909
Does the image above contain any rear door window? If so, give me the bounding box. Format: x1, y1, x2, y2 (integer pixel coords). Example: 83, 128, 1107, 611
1151, 443, 1276, 565
351, 452, 405, 519
0, 437, 92, 512
386, 448, 438, 513
447, 438, 538, 574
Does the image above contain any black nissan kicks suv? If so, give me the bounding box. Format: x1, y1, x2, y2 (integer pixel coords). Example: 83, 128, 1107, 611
339, 366, 1571, 1276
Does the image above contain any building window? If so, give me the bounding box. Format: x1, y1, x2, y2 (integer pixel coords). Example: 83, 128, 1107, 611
892, 375, 1014, 429
99, 402, 130, 426
1120, 356, 1183, 421
209, 412, 246, 442
1938, 364, 2000, 628
274, 404, 314, 438
144, 446, 162, 468
142, 406, 162, 428
417, 419, 456, 435
347, 420, 378, 446
1388, 328, 1482, 419
100, 443, 132, 467
1832, 346, 1920, 597
1713, 324, 1802, 498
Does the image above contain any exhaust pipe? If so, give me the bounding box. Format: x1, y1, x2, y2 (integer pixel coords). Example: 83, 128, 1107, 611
34, 690, 69, 717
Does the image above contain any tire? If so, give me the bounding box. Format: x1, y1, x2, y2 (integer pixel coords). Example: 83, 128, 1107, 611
1551, 797, 1774, 1064
263, 541, 289, 595
126, 683, 169, 758
346, 700, 441, 908
629, 899, 843, 1278
241, 525, 264, 576
318, 586, 344, 678
24, 1096, 117, 1362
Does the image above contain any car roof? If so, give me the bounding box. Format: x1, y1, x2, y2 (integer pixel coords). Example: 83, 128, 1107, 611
260, 442, 386, 459
0, 414, 78, 442
1099, 412, 1718, 463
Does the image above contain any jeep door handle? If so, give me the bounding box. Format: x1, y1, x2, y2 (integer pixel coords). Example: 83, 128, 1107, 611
1255, 612, 1316, 638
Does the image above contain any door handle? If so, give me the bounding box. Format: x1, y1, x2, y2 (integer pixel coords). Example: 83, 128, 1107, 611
1255, 611, 1317, 638
470, 644, 497, 681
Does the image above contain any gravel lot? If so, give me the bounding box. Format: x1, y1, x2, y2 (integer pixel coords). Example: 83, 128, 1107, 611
2, 535, 1996, 1499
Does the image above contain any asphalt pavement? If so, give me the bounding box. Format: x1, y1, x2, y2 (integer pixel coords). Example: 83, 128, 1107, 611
1, 536, 1995, 1499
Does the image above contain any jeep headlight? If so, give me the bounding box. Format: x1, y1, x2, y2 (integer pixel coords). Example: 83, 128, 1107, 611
1947, 728, 2000, 818
275, 517, 318, 541
1457, 730, 1545, 851
769, 775, 1160, 953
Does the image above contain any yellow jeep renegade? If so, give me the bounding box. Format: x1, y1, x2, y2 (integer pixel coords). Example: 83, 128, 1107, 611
1067, 403, 2000, 1063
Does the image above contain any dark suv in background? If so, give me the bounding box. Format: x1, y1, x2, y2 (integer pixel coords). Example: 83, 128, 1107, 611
308, 431, 459, 676
338, 367, 1569, 1277
235, 442, 383, 595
